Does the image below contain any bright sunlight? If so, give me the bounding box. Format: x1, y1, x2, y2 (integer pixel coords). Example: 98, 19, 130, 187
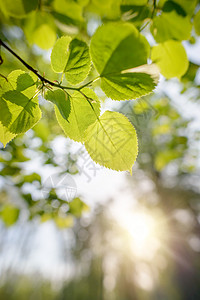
120, 209, 163, 259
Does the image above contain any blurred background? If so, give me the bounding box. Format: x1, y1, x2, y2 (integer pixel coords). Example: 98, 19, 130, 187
0, 0, 200, 299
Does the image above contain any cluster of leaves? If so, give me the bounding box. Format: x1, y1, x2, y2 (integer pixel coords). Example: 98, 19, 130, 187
0, 0, 199, 174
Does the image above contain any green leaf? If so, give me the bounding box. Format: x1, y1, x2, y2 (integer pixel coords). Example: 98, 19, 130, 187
90, 22, 158, 100
101, 64, 159, 100
0, 71, 41, 134
151, 11, 192, 42
65, 38, 91, 85
32, 24, 57, 50
171, 0, 197, 15
1, 90, 41, 133
55, 88, 100, 142
151, 40, 189, 79
68, 197, 89, 217
90, 22, 149, 75
0, 122, 16, 147
53, 0, 84, 21
45, 89, 71, 121
194, 10, 200, 36
0, 204, 20, 226
51, 37, 90, 84
0, 0, 38, 18
84, 111, 138, 173
54, 215, 74, 229
24, 12, 57, 50
51, 36, 72, 73
121, 0, 148, 4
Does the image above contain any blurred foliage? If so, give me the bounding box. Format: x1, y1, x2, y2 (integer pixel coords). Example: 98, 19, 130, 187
0, 1, 200, 299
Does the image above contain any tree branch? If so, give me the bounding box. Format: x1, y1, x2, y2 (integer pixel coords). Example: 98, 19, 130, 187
0, 39, 93, 91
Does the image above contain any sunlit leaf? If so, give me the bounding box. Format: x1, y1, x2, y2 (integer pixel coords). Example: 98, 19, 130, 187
151, 11, 192, 42
151, 40, 189, 79
0, 71, 41, 134
51, 36, 72, 73
0, 204, 20, 226
90, 22, 158, 100
84, 111, 138, 173
24, 12, 57, 50
101, 64, 159, 100
0, 122, 16, 147
1, 90, 41, 133
55, 215, 74, 228
68, 197, 89, 217
55, 88, 100, 142
65, 39, 91, 84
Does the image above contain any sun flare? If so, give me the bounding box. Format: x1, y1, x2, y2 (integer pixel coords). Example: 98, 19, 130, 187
121, 210, 161, 258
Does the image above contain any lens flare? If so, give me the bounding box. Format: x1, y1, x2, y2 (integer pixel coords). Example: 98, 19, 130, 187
121, 210, 161, 259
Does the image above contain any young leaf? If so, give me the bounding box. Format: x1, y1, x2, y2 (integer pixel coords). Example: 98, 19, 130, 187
51, 36, 72, 73
45, 89, 71, 121
151, 40, 189, 79
65, 38, 91, 85
84, 111, 138, 173
55, 88, 100, 142
51, 36, 90, 84
0, 71, 41, 134
151, 11, 192, 42
90, 22, 158, 100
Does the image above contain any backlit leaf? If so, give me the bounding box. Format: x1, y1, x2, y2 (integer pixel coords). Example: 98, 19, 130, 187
55, 88, 100, 142
90, 22, 158, 100
51, 36, 72, 73
151, 40, 188, 79
0, 204, 20, 226
101, 64, 159, 100
151, 11, 192, 42
0, 71, 41, 135
0, 122, 16, 147
65, 38, 91, 84
84, 111, 138, 173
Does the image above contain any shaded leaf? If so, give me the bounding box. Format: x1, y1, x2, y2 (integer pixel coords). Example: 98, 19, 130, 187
45, 89, 71, 121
